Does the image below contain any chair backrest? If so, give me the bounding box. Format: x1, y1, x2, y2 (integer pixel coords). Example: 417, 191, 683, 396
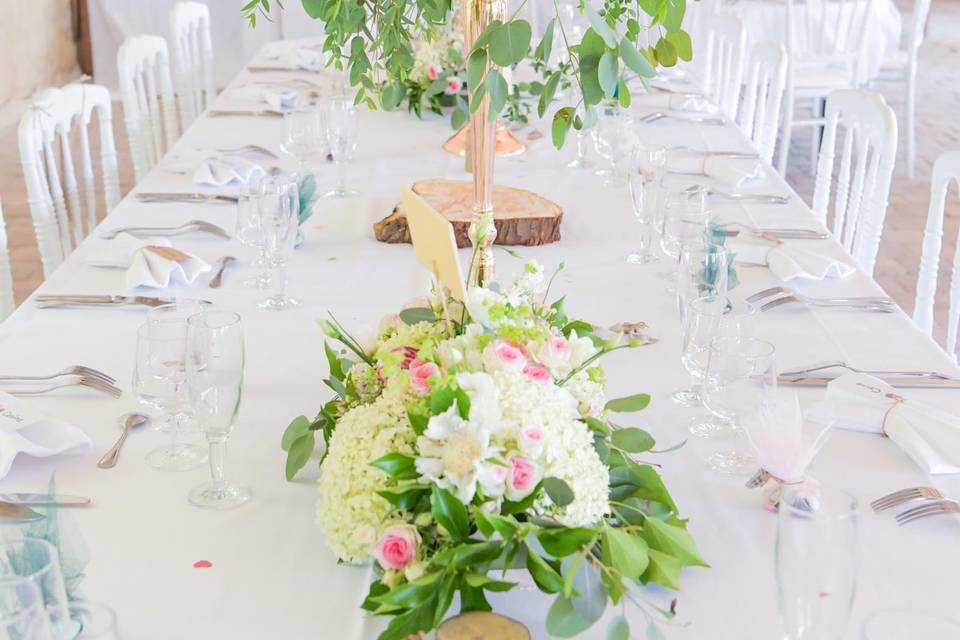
117, 35, 179, 182
702, 14, 747, 118
913, 150, 960, 361
170, 2, 216, 129
785, 0, 873, 82
812, 89, 898, 277
738, 42, 787, 164
0, 196, 14, 322
18, 84, 121, 277
906, 0, 932, 61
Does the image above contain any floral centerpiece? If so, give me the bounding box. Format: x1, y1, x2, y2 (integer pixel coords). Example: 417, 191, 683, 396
282, 258, 706, 639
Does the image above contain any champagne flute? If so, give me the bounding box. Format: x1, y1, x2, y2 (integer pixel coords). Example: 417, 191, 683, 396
777, 485, 858, 640
626, 144, 667, 265
593, 103, 636, 186
700, 336, 775, 474
280, 108, 323, 174
186, 310, 248, 510
322, 96, 359, 198
236, 179, 270, 289
0, 540, 68, 639
133, 323, 206, 471
258, 176, 301, 310
0, 577, 54, 640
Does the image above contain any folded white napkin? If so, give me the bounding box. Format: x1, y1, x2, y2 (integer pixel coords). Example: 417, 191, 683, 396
634, 93, 718, 113
0, 392, 91, 479
88, 233, 211, 289
727, 235, 855, 282
669, 155, 763, 188
193, 154, 266, 187
268, 46, 324, 71
262, 86, 302, 111
807, 373, 960, 475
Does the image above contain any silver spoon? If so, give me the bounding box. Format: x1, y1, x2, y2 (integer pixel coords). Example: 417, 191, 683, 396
98, 413, 150, 469
208, 256, 236, 288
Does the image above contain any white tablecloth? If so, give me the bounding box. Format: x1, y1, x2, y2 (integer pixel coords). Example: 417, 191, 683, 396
2, 42, 959, 639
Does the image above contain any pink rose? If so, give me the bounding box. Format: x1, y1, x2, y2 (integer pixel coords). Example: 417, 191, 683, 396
373, 524, 419, 570
505, 455, 542, 501
391, 346, 419, 370
519, 425, 545, 455
522, 363, 552, 384
445, 76, 463, 95
427, 64, 441, 81
483, 339, 527, 373
537, 335, 572, 372
409, 359, 440, 395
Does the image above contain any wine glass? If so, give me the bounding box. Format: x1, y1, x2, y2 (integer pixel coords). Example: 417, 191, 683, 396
659, 182, 709, 288
567, 128, 593, 169
186, 310, 248, 510
626, 144, 667, 265
777, 485, 858, 640
861, 610, 960, 639
593, 103, 636, 186
676, 295, 755, 409
236, 179, 270, 289
0, 577, 54, 640
280, 108, 324, 174
133, 323, 207, 471
258, 176, 301, 310
321, 96, 359, 198
677, 242, 730, 317
146, 301, 207, 434
700, 336, 775, 474
0, 539, 68, 639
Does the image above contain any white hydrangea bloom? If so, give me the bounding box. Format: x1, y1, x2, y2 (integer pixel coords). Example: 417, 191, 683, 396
490, 371, 609, 526
317, 388, 416, 564
564, 372, 606, 418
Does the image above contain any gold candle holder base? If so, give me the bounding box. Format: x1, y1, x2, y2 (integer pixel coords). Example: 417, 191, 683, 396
443, 121, 527, 158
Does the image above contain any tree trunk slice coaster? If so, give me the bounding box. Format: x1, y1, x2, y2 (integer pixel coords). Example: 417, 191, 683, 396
375, 179, 563, 247
435, 611, 531, 640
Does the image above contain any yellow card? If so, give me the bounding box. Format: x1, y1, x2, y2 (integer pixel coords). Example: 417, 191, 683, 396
401, 187, 467, 301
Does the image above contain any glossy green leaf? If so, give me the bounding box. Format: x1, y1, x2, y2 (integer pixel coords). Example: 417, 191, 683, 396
324, 341, 344, 380
489, 20, 532, 67
431, 484, 469, 541
537, 527, 596, 558
399, 307, 436, 325
584, 417, 611, 436
611, 427, 655, 453
526, 545, 565, 593
666, 29, 693, 61
641, 517, 709, 567
551, 106, 575, 148
663, 0, 687, 32
543, 477, 575, 507
601, 528, 649, 580
605, 393, 651, 412
407, 410, 428, 436
500, 480, 542, 515
655, 37, 678, 67
370, 452, 418, 479
641, 548, 682, 589
598, 51, 619, 99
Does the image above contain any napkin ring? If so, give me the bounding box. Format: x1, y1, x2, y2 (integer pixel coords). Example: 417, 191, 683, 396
880, 392, 906, 438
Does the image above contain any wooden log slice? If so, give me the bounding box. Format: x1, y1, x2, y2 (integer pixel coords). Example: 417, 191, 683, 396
374, 179, 563, 247
435, 611, 531, 640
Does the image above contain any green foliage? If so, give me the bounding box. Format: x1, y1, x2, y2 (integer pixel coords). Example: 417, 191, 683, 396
399, 307, 437, 325
605, 393, 651, 412
431, 485, 470, 541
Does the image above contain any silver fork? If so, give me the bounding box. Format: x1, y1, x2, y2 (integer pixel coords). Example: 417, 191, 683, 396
638, 111, 727, 126
871, 486, 944, 512
747, 286, 895, 309
5, 376, 123, 399
214, 144, 278, 159
0, 366, 116, 385
896, 499, 960, 525
782, 361, 952, 380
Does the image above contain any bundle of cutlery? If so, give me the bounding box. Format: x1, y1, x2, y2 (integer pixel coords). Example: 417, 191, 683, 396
721, 222, 827, 239
0, 373, 122, 398
871, 486, 959, 525
34, 295, 211, 309
135, 192, 238, 204
101, 220, 230, 240
747, 286, 896, 313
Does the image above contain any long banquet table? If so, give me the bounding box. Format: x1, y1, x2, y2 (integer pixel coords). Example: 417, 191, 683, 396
2, 44, 959, 639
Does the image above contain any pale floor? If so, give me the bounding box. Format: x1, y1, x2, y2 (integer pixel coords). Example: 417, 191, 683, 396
1, 0, 959, 351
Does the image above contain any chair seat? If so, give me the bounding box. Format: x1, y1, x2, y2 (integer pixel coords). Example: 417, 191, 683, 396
878, 48, 910, 72
793, 65, 856, 91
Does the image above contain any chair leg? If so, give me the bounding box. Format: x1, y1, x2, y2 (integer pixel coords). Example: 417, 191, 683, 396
907, 72, 916, 179
809, 97, 825, 177
777, 90, 795, 175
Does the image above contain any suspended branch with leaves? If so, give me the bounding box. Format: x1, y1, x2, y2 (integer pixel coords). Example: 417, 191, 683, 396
242, 0, 693, 147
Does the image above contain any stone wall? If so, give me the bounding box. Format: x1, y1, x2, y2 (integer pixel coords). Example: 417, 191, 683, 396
0, 0, 80, 105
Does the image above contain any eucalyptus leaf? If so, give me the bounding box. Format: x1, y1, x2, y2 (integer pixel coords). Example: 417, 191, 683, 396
607, 616, 630, 640
655, 37, 678, 67
598, 51, 619, 99
566, 556, 608, 623
584, 3, 617, 48
399, 307, 436, 325
535, 18, 556, 62
546, 594, 594, 638
543, 477, 575, 507
489, 19, 532, 67
285, 431, 315, 481
467, 48, 488, 90
486, 68, 509, 122
281, 415, 310, 452
551, 106, 575, 148
605, 393, 651, 412
666, 29, 693, 61
611, 427, 655, 453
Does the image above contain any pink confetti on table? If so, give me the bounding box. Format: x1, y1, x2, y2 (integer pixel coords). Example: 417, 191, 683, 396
193, 560, 213, 568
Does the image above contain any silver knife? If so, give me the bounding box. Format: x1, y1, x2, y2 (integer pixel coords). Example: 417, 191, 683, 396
0, 502, 44, 523
33, 295, 204, 308
778, 375, 960, 389
0, 493, 91, 506
135, 193, 239, 204
722, 228, 830, 239
207, 109, 284, 118
247, 65, 323, 74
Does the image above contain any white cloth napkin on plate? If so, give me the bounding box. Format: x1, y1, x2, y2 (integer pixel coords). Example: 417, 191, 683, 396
268, 46, 324, 71
633, 93, 718, 113
0, 392, 91, 479
262, 86, 302, 112
193, 154, 265, 187
669, 155, 763, 188
87, 233, 211, 289
806, 373, 960, 474
727, 235, 856, 282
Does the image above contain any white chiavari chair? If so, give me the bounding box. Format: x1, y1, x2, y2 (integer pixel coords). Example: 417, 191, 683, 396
117, 35, 179, 182
17, 84, 121, 278
170, 2, 216, 129
874, 0, 932, 179
812, 89, 898, 277
701, 13, 747, 119
0, 196, 14, 322
912, 151, 960, 361
738, 42, 788, 165
777, 0, 874, 176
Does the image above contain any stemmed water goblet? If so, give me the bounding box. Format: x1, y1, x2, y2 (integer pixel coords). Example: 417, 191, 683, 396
280, 108, 324, 175
626, 144, 667, 265
133, 322, 207, 471
321, 96, 359, 198
258, 175, 301, 310
593, 103, 636, 186
700, 336, 775, 474
776, 486, 858, 640
567, 128, 593, 169
677, 241, 730, 318
659, 182, 709, 287
236, 179, 270, 289
186, 310, 248, 510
